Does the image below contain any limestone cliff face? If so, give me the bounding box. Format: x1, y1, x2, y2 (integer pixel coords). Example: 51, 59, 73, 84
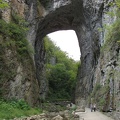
94, 41, 120, 119
0, 0, 42, 106
78, 1, 120, 119
92, 1, 120, 119
75, 1, 120, 119
75, 0, 115, 103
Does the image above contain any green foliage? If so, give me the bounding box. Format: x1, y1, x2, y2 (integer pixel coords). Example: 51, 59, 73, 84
0, 15, 34, 98
91, 83, 101, 97
0, 36, 17, 97
0, 16, 34, 57
101, 0, 120, 51
44, 37, 80, 101
0, 0, 9, 9
68, 105, 77, 120
90, 80, 110, 111
44, 37, 56, 62
104, 19, 120, 44
0, 99, 42, 119
47, 63, 73, 100
106, 11, 116, 17
9, 99, 30, 110
116, 0, 120, 8
99, 98, 106, 106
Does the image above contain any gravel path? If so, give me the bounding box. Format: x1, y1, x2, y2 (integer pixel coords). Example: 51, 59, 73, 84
76, 108, 114, 120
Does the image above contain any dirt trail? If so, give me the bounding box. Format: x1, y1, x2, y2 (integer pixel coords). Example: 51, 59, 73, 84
76, 108, 114, 120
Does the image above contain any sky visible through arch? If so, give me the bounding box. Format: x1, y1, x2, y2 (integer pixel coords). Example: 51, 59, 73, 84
48, 30, 81, 61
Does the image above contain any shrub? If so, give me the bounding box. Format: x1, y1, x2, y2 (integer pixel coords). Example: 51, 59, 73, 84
0, 18, 34, 57
0, 0, 9, 9
9, 99, 30, 110
102, 0, 120, 50
0, 99, 42, 119
0, 15, 34, 99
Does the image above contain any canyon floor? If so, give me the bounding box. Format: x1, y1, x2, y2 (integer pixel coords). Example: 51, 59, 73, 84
13, 107, 115, 120
76, 108, 114, 120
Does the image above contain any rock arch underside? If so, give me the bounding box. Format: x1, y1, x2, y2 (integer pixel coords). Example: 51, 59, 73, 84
1, 0, 120, 119
35, 0, 102, 103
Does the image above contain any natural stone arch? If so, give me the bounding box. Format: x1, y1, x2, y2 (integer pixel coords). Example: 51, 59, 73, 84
35, 0, 102, 104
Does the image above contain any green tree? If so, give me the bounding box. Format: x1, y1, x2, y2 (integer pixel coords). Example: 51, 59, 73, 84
0, 0, 9, 9
44, 37, 80, 101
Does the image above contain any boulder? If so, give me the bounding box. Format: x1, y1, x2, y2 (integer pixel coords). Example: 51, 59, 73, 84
51, 115, 63, 120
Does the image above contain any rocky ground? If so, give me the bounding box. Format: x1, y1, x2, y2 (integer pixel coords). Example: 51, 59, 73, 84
13, 103, 79, 120
13, 108, 115, 120
76, 108, 114, 120
13, 105, 116, 120
13, 110, 79, 120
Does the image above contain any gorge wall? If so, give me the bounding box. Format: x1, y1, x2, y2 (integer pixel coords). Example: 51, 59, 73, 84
0, 0, 120, 119
0, 0, 41, 106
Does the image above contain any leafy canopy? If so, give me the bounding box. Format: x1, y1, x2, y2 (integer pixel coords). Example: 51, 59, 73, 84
0, 99, 42, 119
44, 37, 80, 101
0, 0, 9, 9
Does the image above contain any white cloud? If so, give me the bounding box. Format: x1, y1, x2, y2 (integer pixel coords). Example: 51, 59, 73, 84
47, 30, 81, 61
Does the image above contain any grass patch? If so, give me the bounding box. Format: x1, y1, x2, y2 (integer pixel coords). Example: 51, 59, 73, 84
0, 99, 42, 119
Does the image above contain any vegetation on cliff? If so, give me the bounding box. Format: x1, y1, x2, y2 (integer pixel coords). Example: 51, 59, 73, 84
44, 37, 80, 101
90, 0, 120, 112
0, 0, 9, 9
90, 81, 110, 111
0, 14, 34, 56
102, 0, 120, 49
0, 99, 42, 119
0, 14, 35, 97
0, 13, 41, 119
